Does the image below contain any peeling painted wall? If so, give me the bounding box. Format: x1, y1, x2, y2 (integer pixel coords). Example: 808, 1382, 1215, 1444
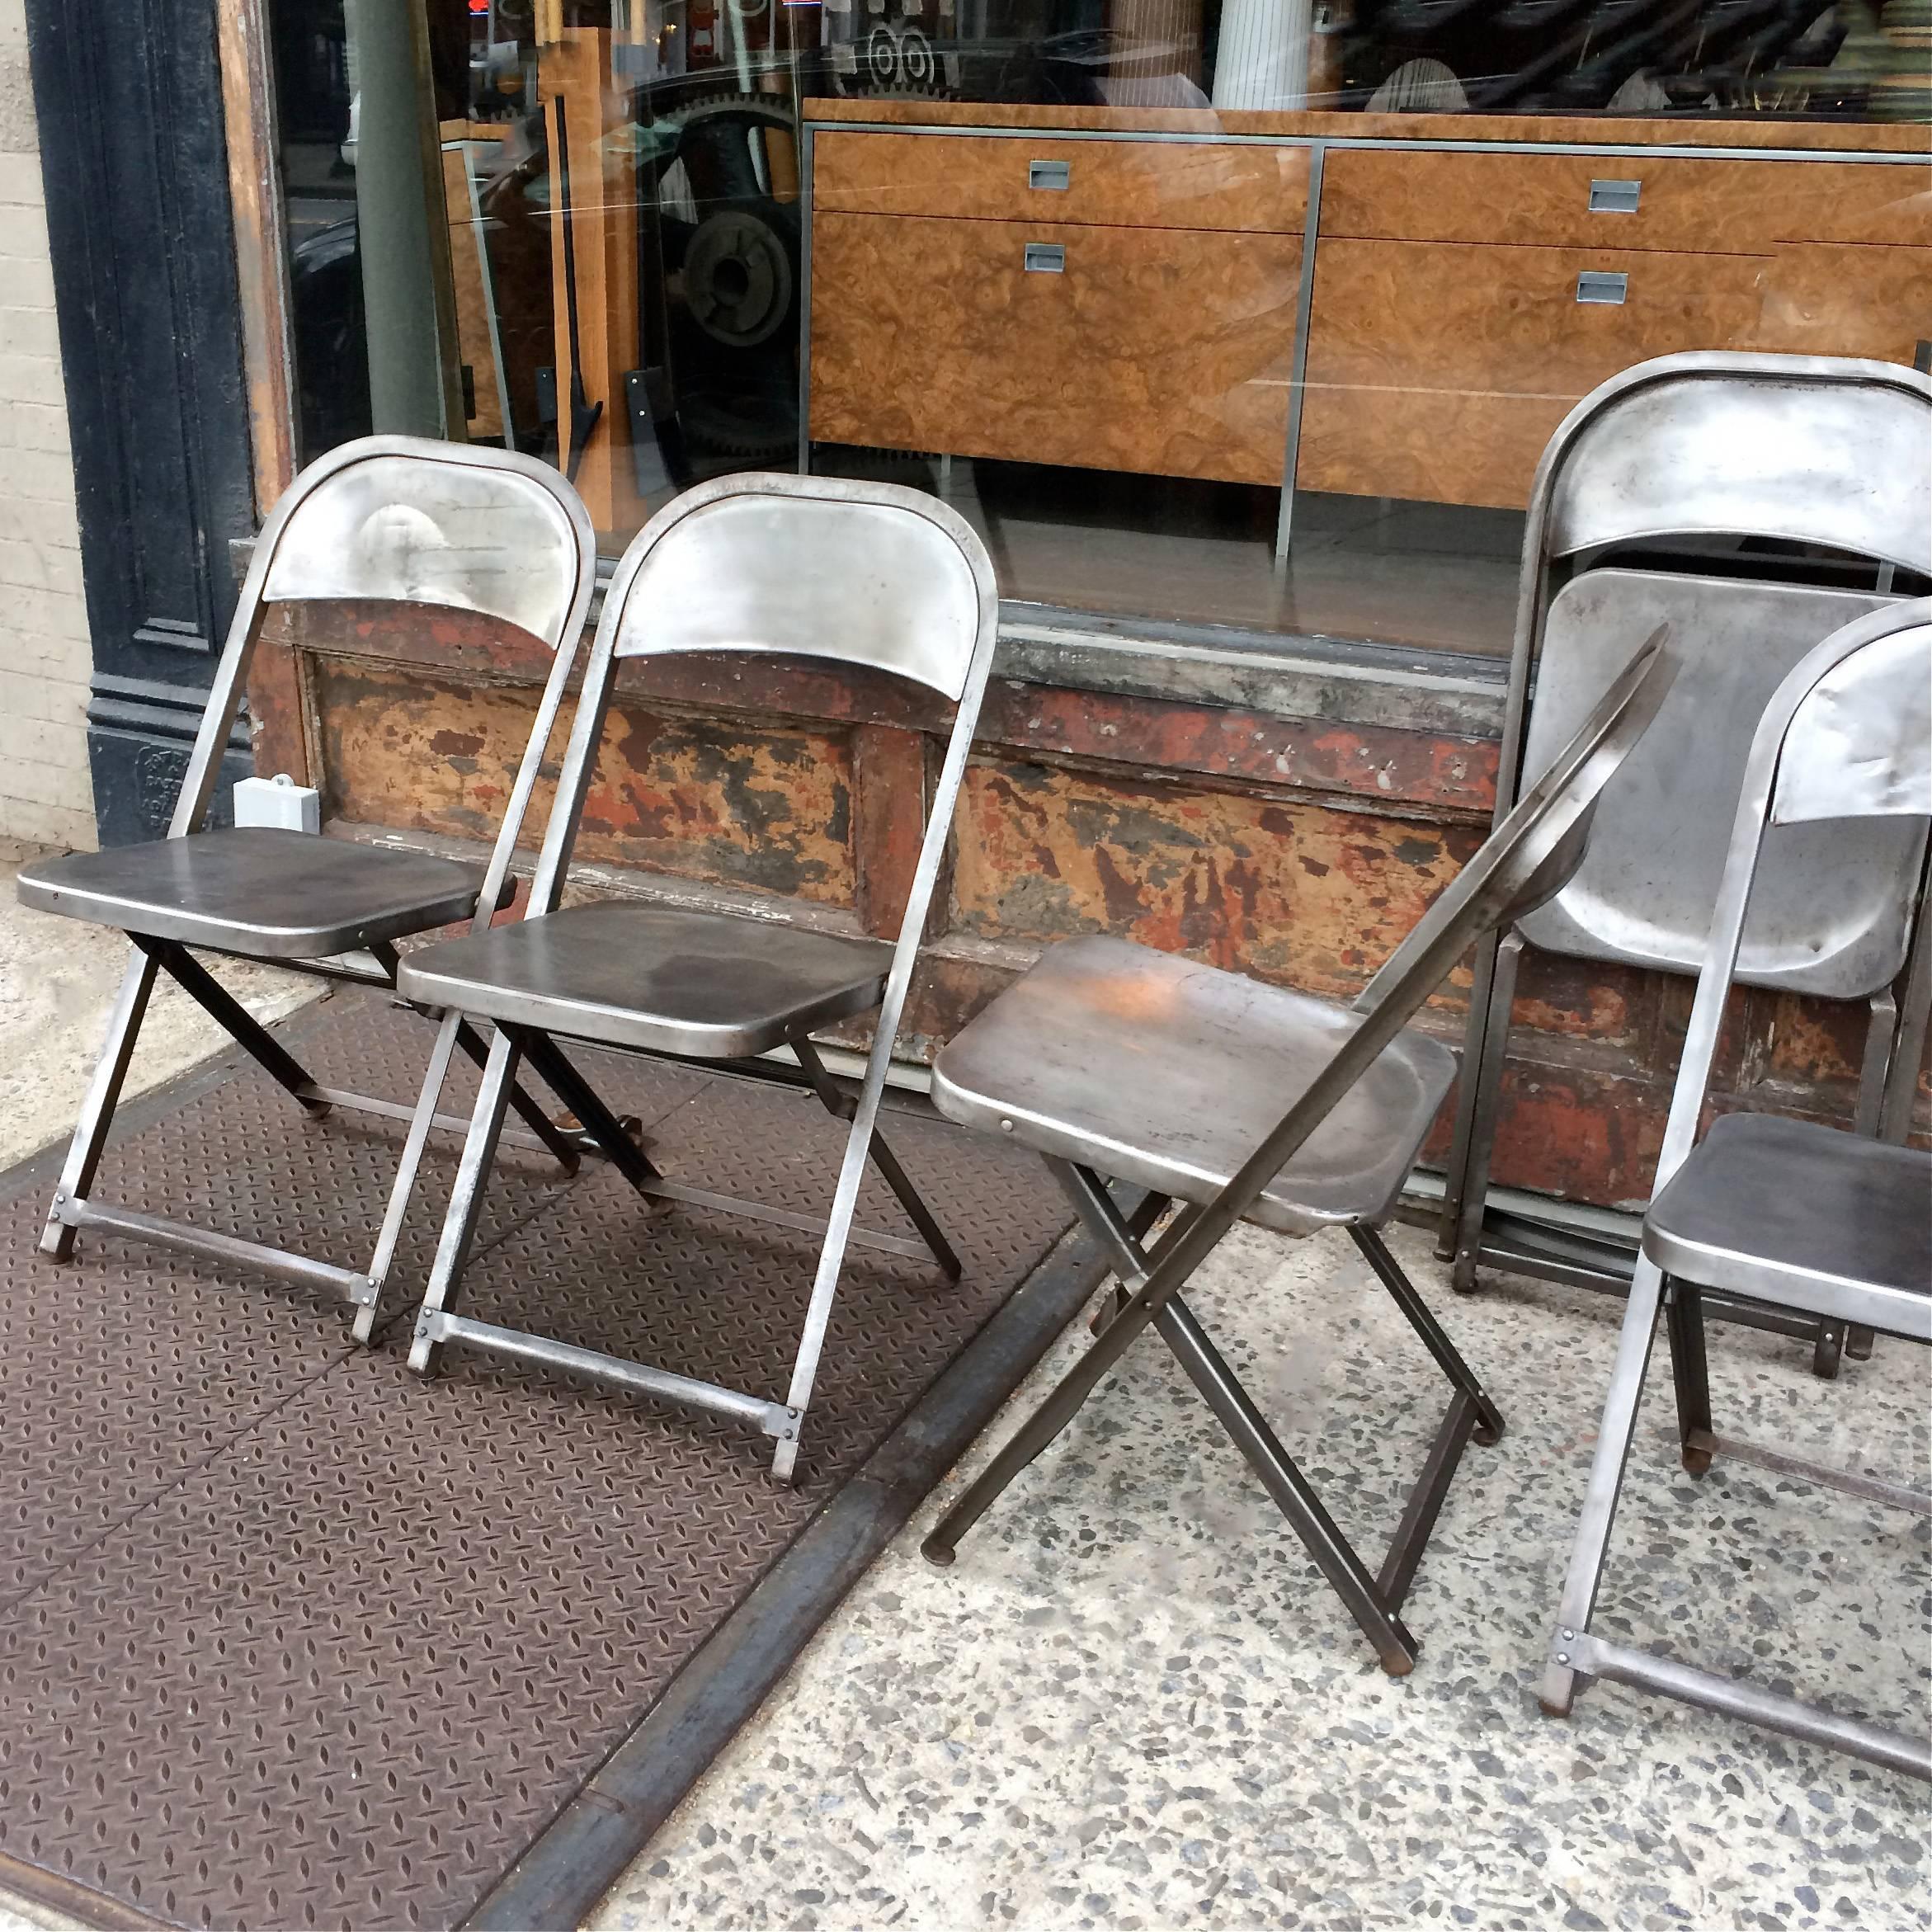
953, 757, 1479, 1002
317, 663, 856, 905
259, 604, 1926, 1215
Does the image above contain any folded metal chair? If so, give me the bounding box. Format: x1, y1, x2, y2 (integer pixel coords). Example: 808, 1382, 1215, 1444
1544, 599, 1932, 1779
919, 634, 1676, 1674
395, 474, 1000, 1481
1435, 353, 1932, 1376
18, 436, 598, 1337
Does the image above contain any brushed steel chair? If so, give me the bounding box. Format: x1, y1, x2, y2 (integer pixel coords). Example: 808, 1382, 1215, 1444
395, 474, 1000, 1482
17, 436, 599, 1337
1436, 353, 1932, 1375
1544, 598, 1932, 1779
919, 634, 1677, 1675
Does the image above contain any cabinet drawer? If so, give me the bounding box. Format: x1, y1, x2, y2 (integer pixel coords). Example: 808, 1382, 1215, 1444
1318, 147, 1932, 252
809, 212, 1303, 486
813, 131, 1309, 235
1297, 238, 1774, 510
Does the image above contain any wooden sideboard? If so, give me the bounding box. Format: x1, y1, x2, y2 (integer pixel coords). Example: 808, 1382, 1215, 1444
802, 101, 1932, 518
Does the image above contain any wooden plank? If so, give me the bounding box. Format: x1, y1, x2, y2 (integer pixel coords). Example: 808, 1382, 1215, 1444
215, 0, 309, 787
440, 144, 506, 440
540, 30, 647, 539
215, 0, 295, 514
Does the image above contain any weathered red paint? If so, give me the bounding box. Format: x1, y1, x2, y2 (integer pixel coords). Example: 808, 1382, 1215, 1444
316, 661, 856, 905
253, 594, 1926, 1217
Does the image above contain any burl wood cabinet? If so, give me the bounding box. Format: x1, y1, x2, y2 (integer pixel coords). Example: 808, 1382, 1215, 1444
803, 101, 1932, 516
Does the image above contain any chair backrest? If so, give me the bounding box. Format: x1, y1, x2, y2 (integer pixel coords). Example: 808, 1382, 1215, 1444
606, 478, 982, 700
525, 468, 1000, 1020
172, 436, 597, 931
1529, 353, 1932, 573
1130, 632, 1679, 1305
1651, 600, 1932, 1198
1495, 354, 1932, 994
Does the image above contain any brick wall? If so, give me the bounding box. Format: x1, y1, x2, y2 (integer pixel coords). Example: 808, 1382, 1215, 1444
0, 0, 95, 852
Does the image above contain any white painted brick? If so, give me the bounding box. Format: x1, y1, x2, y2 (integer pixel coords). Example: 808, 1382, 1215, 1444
3, 400, 68, 455
0, 708, 84, 764
0, 255, 52, 309
0, 794, 95, 851
0, 535, 81, 592
1, 749, 93, 813
0, 351, 60, 403
3, 585, 91, 644
0, 305, 58, 359
0, 619, 92, 671
0, 447, 80, 505
1, 495, 80, 549
0, 200, 48, 257
0, 665, 87, 724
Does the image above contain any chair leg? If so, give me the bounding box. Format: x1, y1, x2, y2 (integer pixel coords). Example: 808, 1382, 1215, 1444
1810, 1320, 1846, 1382
408, 1030, 521, 1375
1664, 1276, 1714, 1475
1034, 1163, 1425, 1671
1348, 1223, 1505, 1445
136, 938, 329, 1118
450, 1018, 581, 1176
793, 1038, 961, 1281
367, 943, 580, 1175
1436, 926, 1504, 1261
1445, 932, 1524, 1294
354, 1009, 465, 1345
1156, 1289, 1421, 1675
1541, 1256, 1666, 1717
502, 1025, 663, 1194
920, 1189, 1200, 1560
40, 953, 161, 1260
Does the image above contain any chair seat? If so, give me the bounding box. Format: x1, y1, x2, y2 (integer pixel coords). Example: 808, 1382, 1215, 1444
1643, 1114, 1932, 1342
929, 935, 1458, 1236
395, 899, 893, 1058
15, 828, 488, 959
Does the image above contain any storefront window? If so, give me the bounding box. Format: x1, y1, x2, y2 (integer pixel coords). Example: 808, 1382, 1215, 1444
267, 1, 1931, 657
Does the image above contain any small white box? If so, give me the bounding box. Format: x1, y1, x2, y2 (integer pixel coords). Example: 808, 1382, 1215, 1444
233, 772, 322, 834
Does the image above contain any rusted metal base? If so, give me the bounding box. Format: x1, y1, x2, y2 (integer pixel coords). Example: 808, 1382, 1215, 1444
0, 995, 1078, 1932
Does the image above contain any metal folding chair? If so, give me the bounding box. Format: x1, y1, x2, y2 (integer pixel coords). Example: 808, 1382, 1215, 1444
18, 436, 599, 1338
1435, 353, 1932, 1374
1543, 598, 1932, 1779
918, 634, 1677, 1675
394, 473, 1000, 1482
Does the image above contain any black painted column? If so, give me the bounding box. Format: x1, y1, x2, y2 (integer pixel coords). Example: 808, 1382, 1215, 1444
23, 0, 257, 845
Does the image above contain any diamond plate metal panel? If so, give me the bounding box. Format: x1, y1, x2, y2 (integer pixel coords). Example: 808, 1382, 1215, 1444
0, 997, 1065, 1930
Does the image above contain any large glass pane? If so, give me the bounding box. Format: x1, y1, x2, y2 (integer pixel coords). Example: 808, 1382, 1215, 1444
267, 1, 1931, 653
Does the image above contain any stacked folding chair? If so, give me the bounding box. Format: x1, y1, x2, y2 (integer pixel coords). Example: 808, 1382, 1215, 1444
1435, 352, 1932, 1376
18, 437, 599, 1338
393, 474, 1001, 1482
1544, 597, 1932, 1778
917, 634, 1676, 1673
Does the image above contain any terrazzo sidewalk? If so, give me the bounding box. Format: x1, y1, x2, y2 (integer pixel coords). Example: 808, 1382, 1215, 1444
591, 1219, 1930, 1932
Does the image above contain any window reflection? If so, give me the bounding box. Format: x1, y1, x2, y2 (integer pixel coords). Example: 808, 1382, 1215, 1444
268, 0, 1930, 657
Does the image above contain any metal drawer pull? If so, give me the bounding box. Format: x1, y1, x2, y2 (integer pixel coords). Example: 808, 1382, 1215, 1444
1589, 177, 1642, 214
1029, 159, 1071, 191
1576, 271, 1628, 304
1025, 243, 1066, 274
